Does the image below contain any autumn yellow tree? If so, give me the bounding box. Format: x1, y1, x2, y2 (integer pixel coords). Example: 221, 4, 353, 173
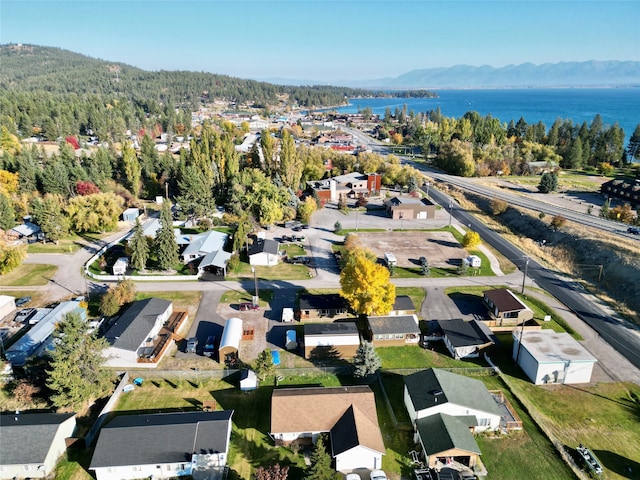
340, 247, 396, 316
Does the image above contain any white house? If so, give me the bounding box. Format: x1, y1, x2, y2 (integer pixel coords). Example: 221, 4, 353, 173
0, 412, 76, 479
90, 411, 233, 480
270, 386, 385, 472
512, 330, 597, 385
403, 368, 502, 432
248, 239, 280, 266
102, 298, 173, 368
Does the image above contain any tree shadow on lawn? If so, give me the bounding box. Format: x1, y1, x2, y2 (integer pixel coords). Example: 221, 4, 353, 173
211, 386, 273, 433
592, 449, 640, 479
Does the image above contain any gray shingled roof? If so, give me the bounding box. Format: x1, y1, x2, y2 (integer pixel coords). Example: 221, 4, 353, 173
299, 293, 349, 311
90, 411, 233, 469
0, 412, 75, 465
248, 239, 279, 256
416, 413, 481, 456
393, 295, 416, 311
305, 322, 358, 336
367, 315, 420, 335
103, 298, 171, 351
404, 368, 501, 416
436, 319, 495, 348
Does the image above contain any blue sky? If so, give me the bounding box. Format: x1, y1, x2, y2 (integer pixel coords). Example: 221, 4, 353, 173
2, 1, 639, 83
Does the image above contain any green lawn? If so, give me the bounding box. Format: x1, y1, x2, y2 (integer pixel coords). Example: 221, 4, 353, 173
0, 263, 57, 286
135, 291, 202, 311
228, 260, 311, 281
27, 232, 110, 254
220, 289, 275, 306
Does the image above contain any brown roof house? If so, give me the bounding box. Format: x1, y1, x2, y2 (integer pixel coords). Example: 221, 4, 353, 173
270, 386, 385, 472
482, 289, 533, 328
367, 314, 421, 347
384, 196, 436, 220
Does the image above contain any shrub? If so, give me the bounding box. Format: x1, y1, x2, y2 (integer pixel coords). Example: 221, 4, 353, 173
462, 231, 481, 248
490, 198, 508, 215
550, 215, 566, 229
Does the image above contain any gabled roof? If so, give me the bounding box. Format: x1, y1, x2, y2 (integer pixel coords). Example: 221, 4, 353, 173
103, 298, 171, 351
416, 413, 481, 456
10, 221, 41, 237
437, 319, 495, 348
393, 295, 416, 311
304, 322, 359, 336
367, 315, 420, 335
181, 230, 228, 257
90, 411, 233, 469
404, 368, 501, 417
270, 387, 382, 451
299, 293, 349, 311
248, 239, 279, 256
198, 248, 232, 269
0, 412, 75, 465
330, 404, 385, 456
483, 289, 530, 312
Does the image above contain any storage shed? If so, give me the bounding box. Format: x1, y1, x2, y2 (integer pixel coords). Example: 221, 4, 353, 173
285, 330, 297, 350
512, 330, 597, 385
112, 257, 129, 276
122, 208, 140, 223
463, 255, 482, 268
0, 295, 16, 319
219, 317, 243, 360
239, 370, 258, 391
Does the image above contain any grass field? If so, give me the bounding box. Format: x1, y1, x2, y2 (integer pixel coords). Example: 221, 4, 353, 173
227, 259, 311, 281
0, 264, 57, 286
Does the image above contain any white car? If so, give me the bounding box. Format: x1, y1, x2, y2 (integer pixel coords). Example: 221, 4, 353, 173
369, 471, 387, 480
345, 475, 361, 480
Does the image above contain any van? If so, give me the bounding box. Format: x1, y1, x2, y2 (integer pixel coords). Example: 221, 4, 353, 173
186, 337, 198, 353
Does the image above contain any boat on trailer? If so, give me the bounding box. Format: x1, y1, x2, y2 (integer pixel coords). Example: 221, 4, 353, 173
577, 444, 603, 475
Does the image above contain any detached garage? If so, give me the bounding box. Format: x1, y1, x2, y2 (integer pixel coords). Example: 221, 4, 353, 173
512, 330, 597, 385
219, 317, 243, 361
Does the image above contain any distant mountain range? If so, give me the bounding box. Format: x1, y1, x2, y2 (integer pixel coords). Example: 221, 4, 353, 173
261, 61, 640, 89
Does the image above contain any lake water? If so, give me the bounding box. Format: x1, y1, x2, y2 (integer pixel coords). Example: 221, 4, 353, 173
334, 88, 640, 142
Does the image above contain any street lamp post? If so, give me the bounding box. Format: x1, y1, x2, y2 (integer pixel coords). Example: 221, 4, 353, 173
521, 256, 530, 294
251, 267, 259, 307
448, 202, 453, 227
425, 182, 430, 199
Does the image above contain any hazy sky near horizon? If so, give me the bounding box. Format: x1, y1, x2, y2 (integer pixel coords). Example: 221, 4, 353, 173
2, 0, 639, 83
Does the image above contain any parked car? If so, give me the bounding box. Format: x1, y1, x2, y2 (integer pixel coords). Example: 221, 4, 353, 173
370, 470, 388, 480
203, 336, 217, 357
15, 308, 37, 323
239, 302, 260, 311
627, 226, 639, 235
186, 337, 198, 353
15, 296, 31, 307
345, 474, 361, 480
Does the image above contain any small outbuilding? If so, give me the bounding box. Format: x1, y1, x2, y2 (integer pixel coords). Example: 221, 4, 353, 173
462, 255, 482, 269
219, 317, 243, 361
122, 208, 140, 223
0, 295, 16, 319
112, 257, 129, 276
239, 370, 258, 391
512, 330, 597, 385
285, 330, 297, 350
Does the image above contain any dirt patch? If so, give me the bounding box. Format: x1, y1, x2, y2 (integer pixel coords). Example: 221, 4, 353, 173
354, 231, 468, 268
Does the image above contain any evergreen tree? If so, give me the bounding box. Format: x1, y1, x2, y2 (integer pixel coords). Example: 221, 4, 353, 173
129, 218, 149, 271
305, 435, 340, 480
154, 200, 179, 270
537, 172, 558, 193
353, 341, 382, 380
46, 311, 114, 411
627, 124, 640, 162
0, 193, 15, 230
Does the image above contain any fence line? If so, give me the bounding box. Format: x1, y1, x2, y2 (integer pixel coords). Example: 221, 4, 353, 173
85, 372, 129, 446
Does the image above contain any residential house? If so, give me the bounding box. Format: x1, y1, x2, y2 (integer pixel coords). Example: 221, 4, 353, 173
5, 300, 86, 367
90, 411, 233, 480
482, 289, 533, 327
512, 330, 597, 385
0, 412, 76, 479
102, 298, 173, 368
303, 322, 360, 359
366, 314, 421, 347
436, 319, 495, 360
384, 196, 436, 220
179, 230, 231, 276
414, 413, 482, 470
270, 386, 385, 472
308, 172, 382, 203
297, 293, 351, 322
403, 368, 502, 432
248, 239, 280, 267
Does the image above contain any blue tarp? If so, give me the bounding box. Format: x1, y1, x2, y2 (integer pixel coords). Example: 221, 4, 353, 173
133, 378, 144, 386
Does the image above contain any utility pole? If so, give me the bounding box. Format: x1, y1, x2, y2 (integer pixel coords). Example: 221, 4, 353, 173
251, 267, 259, 307
521, 256, 530, 294
448, 202, 453, 227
